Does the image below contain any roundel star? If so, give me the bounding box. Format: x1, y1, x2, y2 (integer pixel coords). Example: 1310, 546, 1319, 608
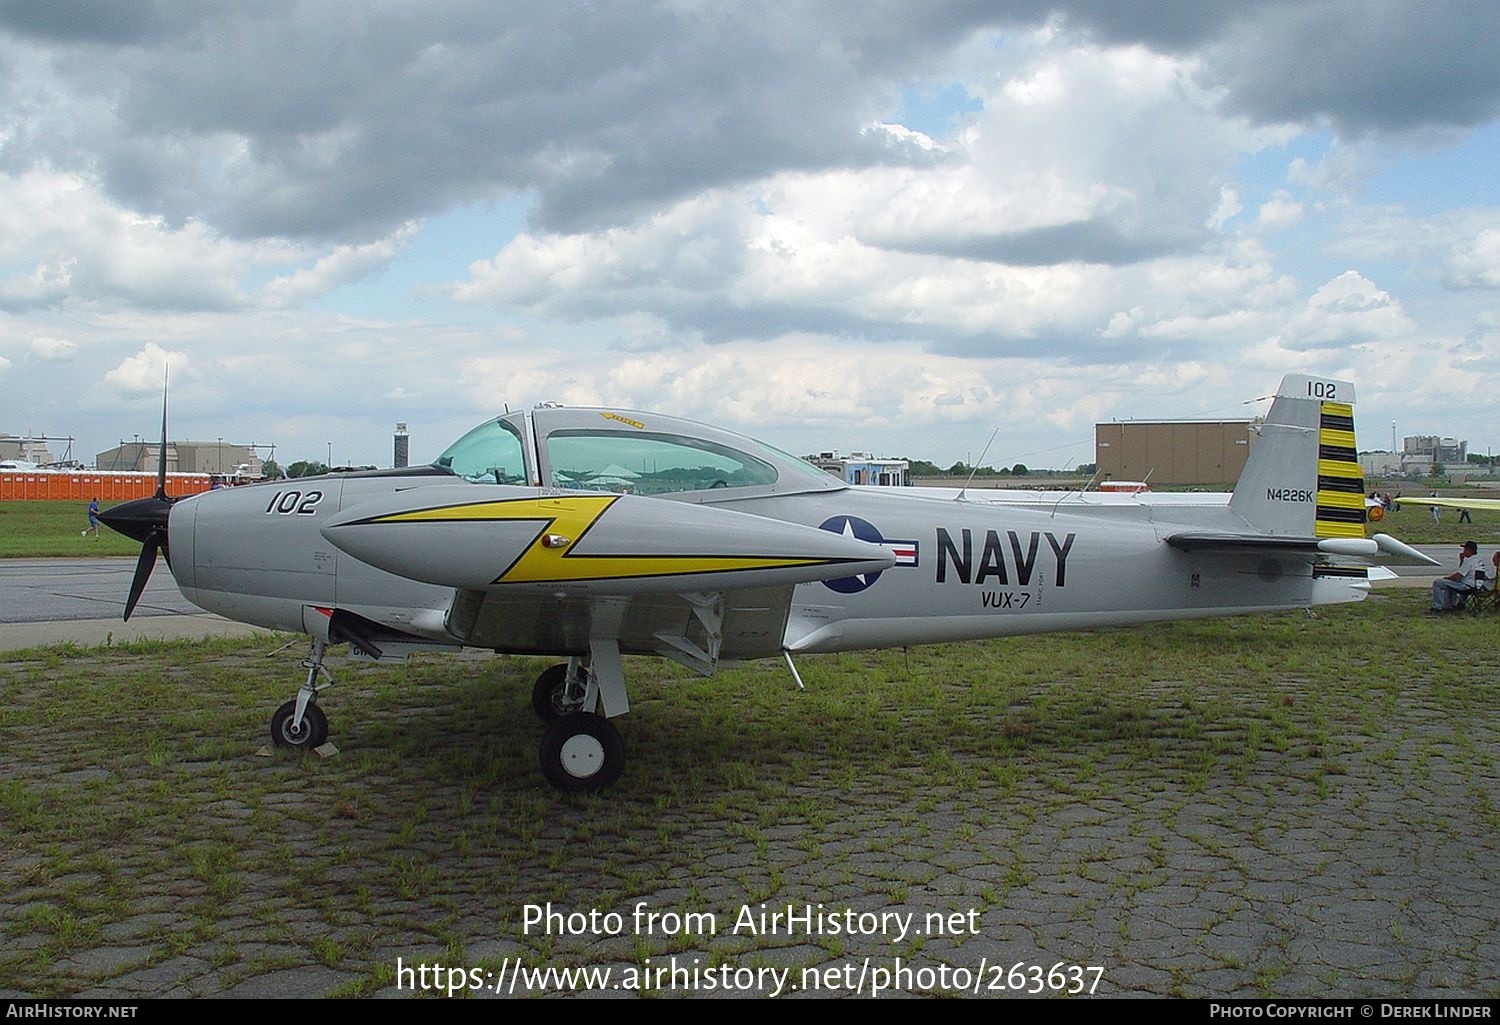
817, 515, 887, 593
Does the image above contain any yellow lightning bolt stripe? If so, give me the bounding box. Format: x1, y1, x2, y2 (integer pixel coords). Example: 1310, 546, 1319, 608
368, 495, 841, 584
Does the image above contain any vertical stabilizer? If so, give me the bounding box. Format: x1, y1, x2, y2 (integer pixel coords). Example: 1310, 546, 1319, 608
1229, 374, 1365, 538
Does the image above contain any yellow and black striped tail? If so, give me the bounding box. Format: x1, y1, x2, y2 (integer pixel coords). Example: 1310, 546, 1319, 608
1229, 374, 1365, 538
1314, 401, 1366, 539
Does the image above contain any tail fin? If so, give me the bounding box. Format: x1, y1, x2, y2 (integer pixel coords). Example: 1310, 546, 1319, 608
1228, 374, 1365, 539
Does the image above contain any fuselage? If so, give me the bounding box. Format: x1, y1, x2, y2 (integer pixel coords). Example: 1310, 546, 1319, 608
165, 465, 1360, 658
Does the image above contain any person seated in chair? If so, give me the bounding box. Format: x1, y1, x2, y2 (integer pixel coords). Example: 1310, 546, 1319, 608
1430, 541, 1483, 613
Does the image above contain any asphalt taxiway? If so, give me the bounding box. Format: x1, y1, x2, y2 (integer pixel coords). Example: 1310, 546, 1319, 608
0, 558, 268, 650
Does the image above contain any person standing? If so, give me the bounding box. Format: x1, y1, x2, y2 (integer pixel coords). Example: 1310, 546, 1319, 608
1430, 541, 1483, 612
82, 497, 100, 538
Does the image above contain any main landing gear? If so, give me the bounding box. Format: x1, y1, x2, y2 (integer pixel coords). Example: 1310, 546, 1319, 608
270, 638, 333, 751
529, 648, 628, 793
531, 659, 587, 720
265, 636, 632, 793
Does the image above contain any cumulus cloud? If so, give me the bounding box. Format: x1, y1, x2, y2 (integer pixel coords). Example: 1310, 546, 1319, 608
259, 222, 420, 307
28, 336, 76, 361
860, 42, 1261, 267
1277, 271, 1413, 351
0, 170, 266, 312
1253, 191, 1304, 233
104, 341, 187, 394
1207, 185, 1243, 230
1442, 227, 1500, 289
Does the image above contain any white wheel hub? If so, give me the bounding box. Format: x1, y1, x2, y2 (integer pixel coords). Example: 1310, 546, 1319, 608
559, 732, 605, 778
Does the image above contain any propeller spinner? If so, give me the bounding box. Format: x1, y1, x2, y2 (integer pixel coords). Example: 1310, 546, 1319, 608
98, 378, 176, 620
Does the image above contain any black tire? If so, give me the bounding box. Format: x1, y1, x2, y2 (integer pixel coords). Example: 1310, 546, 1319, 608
532, 663, 585, 721
538, 714, 624, 792
270, 699, 329, 750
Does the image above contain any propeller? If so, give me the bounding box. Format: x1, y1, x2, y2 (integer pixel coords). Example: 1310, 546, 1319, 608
98, 374, 176, 620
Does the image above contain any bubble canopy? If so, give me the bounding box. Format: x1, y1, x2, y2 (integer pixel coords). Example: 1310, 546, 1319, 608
433, 407, 841, 498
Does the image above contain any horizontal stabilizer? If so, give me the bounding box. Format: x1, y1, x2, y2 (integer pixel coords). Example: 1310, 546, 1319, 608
1166, 532, 1320, 555
1166, 531, 1437, 566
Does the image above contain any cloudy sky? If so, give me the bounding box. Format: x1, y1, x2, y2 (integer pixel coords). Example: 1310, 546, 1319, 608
1, 0, 1498, 471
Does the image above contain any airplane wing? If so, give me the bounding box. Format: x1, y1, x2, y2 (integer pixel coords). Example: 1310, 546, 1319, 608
1399, 496, 1500, 512
1165, 531, 1438, 565
320, 485, 896, 674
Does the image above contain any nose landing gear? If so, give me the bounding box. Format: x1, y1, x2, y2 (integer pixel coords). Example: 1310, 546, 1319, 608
270, 639, 333, 751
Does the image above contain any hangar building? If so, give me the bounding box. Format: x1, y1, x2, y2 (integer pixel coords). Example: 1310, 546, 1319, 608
96, 440, 262, 476
1094, 419, 1259, 487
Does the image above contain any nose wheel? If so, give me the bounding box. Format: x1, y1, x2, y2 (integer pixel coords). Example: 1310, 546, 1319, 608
271, 699, 328, 749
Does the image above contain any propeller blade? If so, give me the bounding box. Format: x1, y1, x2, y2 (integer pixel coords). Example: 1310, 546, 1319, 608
102, 366, 177, 621
123, 531, 161, 621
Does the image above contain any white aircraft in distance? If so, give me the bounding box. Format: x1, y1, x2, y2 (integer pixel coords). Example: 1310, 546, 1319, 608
101, 373, 1436, 792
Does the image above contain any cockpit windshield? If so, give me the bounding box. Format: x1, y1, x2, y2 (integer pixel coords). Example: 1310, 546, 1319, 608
546, 430, 778, 495
432, 418, 526, 485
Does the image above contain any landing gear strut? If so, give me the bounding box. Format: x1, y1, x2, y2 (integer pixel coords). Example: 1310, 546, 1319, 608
531, 659, 588, 721
270, 638, 333, 751
535, 634, 631, 793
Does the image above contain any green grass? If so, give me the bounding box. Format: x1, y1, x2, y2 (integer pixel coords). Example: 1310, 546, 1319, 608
0, 501, 139, 557
0, 592, 1496, 998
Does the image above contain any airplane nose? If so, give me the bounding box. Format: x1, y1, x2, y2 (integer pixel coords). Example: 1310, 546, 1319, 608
99, 494, 173, 545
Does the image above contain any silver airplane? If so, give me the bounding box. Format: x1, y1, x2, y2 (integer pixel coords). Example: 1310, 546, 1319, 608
101, 373, 1435, 791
